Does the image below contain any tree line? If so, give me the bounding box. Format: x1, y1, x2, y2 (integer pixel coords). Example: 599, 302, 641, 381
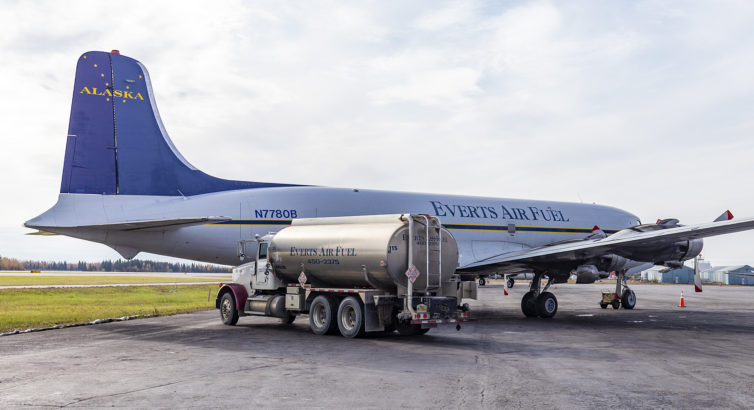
0, 255, 231, 273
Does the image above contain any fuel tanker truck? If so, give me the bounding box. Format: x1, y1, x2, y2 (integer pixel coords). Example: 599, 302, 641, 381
216, 214, 476, 338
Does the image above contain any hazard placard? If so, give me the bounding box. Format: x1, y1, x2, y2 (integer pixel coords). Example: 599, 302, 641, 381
298, 272, 307, 286
405, 265, 420, 283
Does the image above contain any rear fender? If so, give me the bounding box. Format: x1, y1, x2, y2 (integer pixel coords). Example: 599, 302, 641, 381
216, 283, 248, 312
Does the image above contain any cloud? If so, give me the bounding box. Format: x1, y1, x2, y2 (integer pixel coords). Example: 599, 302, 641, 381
2, 0, 754, 265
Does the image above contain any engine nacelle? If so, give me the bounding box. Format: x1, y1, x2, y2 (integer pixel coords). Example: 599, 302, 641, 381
613, 238, 704, 265
681, 239, 704, 260
658, 239, 703, 265
575, 265, 610, 284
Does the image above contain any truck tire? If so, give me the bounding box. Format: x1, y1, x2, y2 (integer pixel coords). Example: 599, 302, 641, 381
337, 296, 365, 338
281, 313, 296, 324
396, 321, 429, 336
220, 292, 239, 326
309, 295, 338, 335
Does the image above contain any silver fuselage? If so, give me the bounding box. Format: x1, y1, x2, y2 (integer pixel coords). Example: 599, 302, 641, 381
28, 186, 640, 268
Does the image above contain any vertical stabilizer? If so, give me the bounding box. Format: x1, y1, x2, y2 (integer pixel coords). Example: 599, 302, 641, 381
60, 51, 295, 196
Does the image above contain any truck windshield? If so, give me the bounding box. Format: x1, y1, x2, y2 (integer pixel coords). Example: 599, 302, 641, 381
258, 242, 268, 259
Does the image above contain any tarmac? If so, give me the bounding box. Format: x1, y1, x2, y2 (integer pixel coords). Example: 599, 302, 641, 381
1, 283, 753, 408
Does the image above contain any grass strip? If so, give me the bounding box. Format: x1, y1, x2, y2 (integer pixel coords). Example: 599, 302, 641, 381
0, 285, 218, 333
0, 275, 226, 286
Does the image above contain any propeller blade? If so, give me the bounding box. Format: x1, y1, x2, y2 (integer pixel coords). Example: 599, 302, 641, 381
693, 255, 703, 293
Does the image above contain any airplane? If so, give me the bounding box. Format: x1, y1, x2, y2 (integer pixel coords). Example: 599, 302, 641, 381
24, 50, 754, 319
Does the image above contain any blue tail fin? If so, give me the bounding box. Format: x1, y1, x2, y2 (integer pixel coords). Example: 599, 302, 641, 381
60, 51, 294, 196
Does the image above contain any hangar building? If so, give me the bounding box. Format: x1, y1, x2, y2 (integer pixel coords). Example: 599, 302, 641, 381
640, 266, 695, 284
700, 265, 754, 286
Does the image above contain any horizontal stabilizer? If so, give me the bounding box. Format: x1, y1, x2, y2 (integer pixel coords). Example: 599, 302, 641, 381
25, 230, 59, 236
28, 216, 231, 232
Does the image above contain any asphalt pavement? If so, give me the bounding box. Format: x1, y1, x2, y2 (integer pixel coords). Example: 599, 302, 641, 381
1, 283, 753, 408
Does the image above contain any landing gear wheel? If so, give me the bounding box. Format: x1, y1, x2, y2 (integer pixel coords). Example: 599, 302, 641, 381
309, 295, 339, 335
337, 296, 365, 338
521, 291, 538, 318
621, 289, 636, 310
536, 292, 558, 319
600, 303, 608, 309
507, 277, 515, 288
479, 278, 486, 286
611, 299, 620, 309
220, 293, 239, 326
395, 321, 430, 336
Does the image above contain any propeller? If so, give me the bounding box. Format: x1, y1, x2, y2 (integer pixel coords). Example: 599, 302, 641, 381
693, 254, 703, 293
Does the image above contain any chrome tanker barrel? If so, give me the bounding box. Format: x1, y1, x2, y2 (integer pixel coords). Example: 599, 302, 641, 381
268, 214, 458, 290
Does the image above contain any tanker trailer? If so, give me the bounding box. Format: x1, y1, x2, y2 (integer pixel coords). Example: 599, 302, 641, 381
216, 214, 475, 338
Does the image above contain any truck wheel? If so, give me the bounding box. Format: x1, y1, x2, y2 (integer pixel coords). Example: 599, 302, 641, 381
220, 293, 239, 326
621, 289, 636, 309
600, 303, 608, 309
536, 292, 558, 319
611, 299, 620, 309
337, 296, 365, 338
396, 321, 429, 336
309, 295, 338, 335
521, 291, 538, 318
281, 313, 296, 324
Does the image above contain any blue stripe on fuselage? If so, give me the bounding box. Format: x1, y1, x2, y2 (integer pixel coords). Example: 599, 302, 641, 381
211, 219, 619, 234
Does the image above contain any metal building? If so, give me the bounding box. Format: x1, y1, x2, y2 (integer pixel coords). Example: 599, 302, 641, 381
700, 265, 754, 286
639, 266, 695, 284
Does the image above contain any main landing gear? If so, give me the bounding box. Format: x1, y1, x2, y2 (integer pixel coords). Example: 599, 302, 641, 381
521, 272, 558, 319
617, 270, 636, 309
599, 270, 636, 310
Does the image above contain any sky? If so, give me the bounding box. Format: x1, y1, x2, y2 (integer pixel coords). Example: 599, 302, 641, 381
1, 0, 754, 266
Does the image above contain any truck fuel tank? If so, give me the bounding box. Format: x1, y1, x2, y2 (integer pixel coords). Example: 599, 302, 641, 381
268, 214, 458, 290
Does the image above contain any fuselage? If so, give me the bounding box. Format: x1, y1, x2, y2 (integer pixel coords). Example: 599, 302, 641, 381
28, 186, 641, 267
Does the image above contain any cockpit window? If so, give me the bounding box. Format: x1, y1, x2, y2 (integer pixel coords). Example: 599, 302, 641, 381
258, 242, 268, 259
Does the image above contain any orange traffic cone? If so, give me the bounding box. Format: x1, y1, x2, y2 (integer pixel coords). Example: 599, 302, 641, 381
503, 287, 509, 296
678, 291, 686, 308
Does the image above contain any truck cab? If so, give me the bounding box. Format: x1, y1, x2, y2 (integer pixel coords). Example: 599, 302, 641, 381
233, 235, 284, 295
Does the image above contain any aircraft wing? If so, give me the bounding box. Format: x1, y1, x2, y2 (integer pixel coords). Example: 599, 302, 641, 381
27, 216, 232, 232
461, 216, 754, 271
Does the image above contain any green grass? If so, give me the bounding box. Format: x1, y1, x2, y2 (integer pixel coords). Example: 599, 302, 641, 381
0, 275, 227, 286
0, 285, 218, 332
